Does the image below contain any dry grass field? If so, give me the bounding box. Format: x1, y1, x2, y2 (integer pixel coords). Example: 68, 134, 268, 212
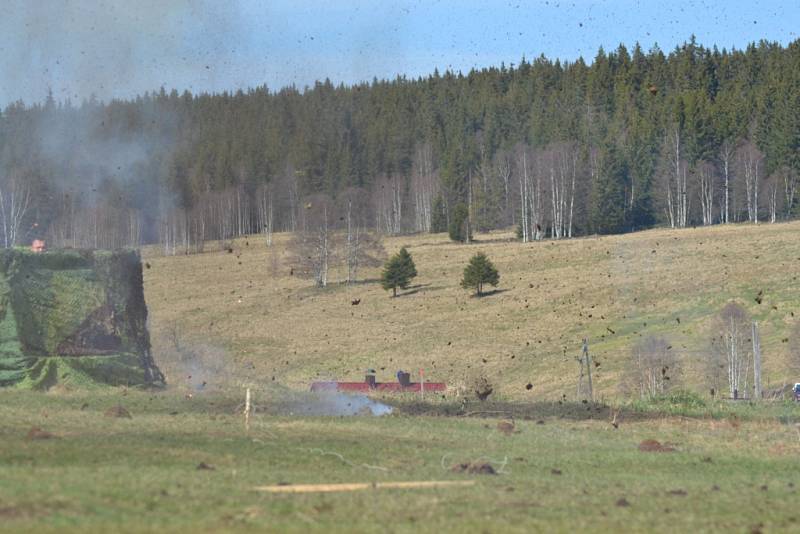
144, 221, 800, 399
3, 223, 800, 533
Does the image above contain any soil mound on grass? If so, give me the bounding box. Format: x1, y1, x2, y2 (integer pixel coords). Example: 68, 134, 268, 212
638, 439, 676, 452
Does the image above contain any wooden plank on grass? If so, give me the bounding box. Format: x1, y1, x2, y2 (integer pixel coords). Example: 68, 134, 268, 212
253, 480, 476, 493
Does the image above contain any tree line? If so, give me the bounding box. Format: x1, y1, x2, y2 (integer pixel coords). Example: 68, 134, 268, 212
1, 37, 799, 251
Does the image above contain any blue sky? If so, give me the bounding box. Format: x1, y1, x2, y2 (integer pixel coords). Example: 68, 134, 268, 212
1, 0, 798, 106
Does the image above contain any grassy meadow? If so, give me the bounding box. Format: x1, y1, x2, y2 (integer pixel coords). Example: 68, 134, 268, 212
145, 222, 800, 398
1, 388, 800, 533
3, 222, 800, 532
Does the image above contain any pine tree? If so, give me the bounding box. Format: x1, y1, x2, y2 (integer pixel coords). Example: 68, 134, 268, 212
590, 145, 628, 234
397, 247, 417, 279
461, 252, 499, 296
430, 195, 448, 233
449, 203, 471, 242
381, 248, 417, 297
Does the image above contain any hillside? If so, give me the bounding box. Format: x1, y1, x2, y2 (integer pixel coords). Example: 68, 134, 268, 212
144, 223, 800, 399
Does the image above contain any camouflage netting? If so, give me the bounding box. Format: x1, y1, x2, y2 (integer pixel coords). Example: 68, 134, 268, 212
0, 248, 164, 389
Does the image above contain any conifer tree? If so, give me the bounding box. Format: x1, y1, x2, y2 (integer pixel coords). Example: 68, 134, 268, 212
397, 247, 417, 279
430, 195, 448, 233
590, 145, 628, 234
381, 248, 417, 297
449, 203, 471, 242
461, 252, 499, 296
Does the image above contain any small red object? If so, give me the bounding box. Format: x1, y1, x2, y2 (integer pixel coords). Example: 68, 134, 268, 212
31, 239, 45, 252
310, 381, 446, 393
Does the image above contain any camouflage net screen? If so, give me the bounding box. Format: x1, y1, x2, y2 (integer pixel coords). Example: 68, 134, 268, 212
0, 248, 163, 389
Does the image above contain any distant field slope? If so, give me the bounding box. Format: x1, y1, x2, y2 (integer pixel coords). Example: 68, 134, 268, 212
144, 223, 800, 399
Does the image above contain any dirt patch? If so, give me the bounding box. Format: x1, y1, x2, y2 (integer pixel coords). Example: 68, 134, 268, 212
496, 420, 515, 435
0, 499, 67, 520
451, 462, 497, 475
0, 504, 44, 519
638, 439, 675, 452
104, 405, 132, 418
26, 427, 57, 440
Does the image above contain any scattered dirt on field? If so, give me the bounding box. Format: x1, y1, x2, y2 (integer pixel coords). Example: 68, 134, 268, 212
196, 462, 216, 471
638, 439, 675, 452
667, 489, 687, 496
104, 405, 132, 418
496, 420, 516, 435
26, 427, 57, 440
0, 504, 47, 519
615, 497, 630, 507
451, 462, 496, 475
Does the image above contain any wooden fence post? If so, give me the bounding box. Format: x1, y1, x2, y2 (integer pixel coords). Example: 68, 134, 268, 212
584, 339, 594, 403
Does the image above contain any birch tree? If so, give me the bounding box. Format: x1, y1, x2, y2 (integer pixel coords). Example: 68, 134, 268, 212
625, 336, 679, 399
410, 144, 437, 233
783, 167, 797, 220
343, 190, 385, 284
710, 302, 753, 399
495, 150, 514, 226
697, 161, 715, 226
516, 144, 542, 242
290, 195, 337, 287
256, 183, 274, 246
738, 142, 763, 224
664, 128, 688, 228
375, 175, 403, 235
719, 139, 735, 224
0, 174, 31, 248
548, 142, 579, 239
766, 175, 779, 223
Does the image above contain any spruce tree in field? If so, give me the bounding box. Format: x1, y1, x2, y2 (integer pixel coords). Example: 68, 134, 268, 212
461, 252, 499, 296
381, 248, 417, 297
397, 247, 417, 279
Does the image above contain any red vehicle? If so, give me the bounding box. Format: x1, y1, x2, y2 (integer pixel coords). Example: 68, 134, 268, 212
311, 369, 446, 393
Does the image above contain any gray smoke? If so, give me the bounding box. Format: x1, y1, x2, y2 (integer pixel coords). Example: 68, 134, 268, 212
1, 0, 243, 105
281, 391, 393, 417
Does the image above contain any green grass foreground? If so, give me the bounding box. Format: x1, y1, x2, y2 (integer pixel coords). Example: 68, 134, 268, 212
2, 389, 800, 533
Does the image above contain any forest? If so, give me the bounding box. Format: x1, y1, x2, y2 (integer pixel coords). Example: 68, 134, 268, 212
0, 37, 798, 252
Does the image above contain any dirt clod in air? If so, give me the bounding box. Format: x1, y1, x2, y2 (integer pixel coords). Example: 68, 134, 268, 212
104, 405, 132, 418
471, 376, 493, 401
638, 439, 675, 452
